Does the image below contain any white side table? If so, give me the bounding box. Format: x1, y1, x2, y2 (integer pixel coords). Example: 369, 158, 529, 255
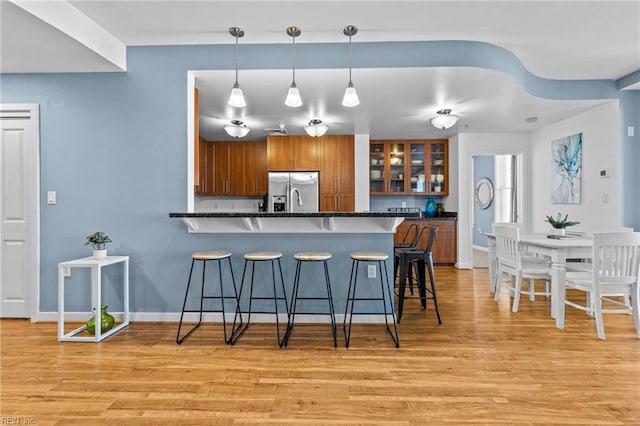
58, 256, 129, 342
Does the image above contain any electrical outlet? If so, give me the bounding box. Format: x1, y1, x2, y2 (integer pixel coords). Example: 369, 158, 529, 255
602, 193, 609, 204
367, 264, 376, 278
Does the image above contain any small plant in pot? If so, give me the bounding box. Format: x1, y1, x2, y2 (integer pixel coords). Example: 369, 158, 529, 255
545, 213, 580, 236
85, 231, 112, 258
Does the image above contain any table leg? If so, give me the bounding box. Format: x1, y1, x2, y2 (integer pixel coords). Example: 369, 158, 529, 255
550, 252, 567, 328
92, 265, 101, 341
58, 267, 65, 341
487, 237, 497, 293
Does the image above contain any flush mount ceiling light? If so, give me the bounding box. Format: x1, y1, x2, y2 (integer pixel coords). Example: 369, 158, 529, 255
342, 25, 360, 107
284, 26, 303, 107
430, 109, 459, 130
304, 119, 329, 137
228, 27, 246, 108
224, 120, 250, 138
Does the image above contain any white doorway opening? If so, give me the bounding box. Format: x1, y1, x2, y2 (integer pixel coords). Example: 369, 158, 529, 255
472, 154, 522, 268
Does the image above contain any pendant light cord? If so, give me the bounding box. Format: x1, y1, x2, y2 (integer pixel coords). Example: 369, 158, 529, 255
292, 35, 296, 84
348, 34, 353, 84
235, 33, 239, 84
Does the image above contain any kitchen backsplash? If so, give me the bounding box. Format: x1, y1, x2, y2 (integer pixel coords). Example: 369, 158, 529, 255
369, 195, 446, 212
195, 196, 263, 212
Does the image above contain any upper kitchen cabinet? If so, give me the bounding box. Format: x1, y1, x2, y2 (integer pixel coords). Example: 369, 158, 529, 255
370, 139, 448, 196
319, 135, 355, 212
267, 135, 319, 171
197, 140, 267, 196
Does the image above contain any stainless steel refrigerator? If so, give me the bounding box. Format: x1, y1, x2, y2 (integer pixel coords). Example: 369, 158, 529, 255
268, 172, 319, 213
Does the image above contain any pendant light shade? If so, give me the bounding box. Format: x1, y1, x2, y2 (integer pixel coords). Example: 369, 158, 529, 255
285, 26, 303, 107
228, 27, 247, 108
304, 119, 329, 137
430, 109, 459, 130
285, 83, 303, 107
342, 25, 360, 107
224, 120, 250, 138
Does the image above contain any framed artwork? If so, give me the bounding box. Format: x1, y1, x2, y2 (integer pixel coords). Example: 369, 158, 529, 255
551, 133, 582, 204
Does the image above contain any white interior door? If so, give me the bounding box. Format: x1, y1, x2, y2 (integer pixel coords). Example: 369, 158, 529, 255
0, 104, 39, 319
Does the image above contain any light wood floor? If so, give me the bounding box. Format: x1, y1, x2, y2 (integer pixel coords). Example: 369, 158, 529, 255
2, 267, 639, 425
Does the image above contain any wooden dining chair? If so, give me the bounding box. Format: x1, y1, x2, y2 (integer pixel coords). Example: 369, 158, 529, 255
493, 224, 551, 312
564, 232, 640, 340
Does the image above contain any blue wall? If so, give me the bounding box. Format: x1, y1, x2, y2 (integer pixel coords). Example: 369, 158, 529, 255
619, 91, 640, 231
473, 156, 495, 247
0, 40, 633, 313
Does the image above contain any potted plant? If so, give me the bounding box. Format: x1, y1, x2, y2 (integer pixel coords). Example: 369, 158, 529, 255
545, 213, 580, 236
85, 231, 112, 258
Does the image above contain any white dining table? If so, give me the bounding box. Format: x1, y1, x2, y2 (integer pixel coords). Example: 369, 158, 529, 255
486, 233, 593, 329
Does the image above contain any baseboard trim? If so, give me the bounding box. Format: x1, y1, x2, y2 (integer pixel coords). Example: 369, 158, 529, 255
37, 311, 393, 324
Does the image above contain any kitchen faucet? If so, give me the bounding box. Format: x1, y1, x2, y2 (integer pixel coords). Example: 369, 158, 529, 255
290, 187, 302, 212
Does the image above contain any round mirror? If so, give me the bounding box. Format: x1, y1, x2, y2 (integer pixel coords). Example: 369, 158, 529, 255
474, 177, 494, 209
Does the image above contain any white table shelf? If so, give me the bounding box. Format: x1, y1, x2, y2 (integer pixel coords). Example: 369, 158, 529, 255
58, 256, 129, 342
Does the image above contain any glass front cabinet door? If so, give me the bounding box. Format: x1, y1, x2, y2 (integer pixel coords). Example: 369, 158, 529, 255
369, 139, 447, 195
388, 143, 406, 193
369, 143, 386, 194
428, 140, 448, 195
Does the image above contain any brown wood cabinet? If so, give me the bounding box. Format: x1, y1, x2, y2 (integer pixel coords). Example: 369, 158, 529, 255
319, 135, 355, 212
394, 219, 457, 265
243, 141, 268, 195
193, 86, 201, 193
370, 139, 448, 196
267, 135, 319, 171
196, 140, 267, 196
195, 136, 211, 195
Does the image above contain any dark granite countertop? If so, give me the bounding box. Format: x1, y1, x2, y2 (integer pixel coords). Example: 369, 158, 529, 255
170, 211, 420, 218
405, 213, 458, 221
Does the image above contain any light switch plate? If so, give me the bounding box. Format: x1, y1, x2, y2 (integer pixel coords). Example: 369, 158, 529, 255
47, 191, 56, 205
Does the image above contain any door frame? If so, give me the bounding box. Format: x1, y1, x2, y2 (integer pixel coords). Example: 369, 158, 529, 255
0, 103, 40, 321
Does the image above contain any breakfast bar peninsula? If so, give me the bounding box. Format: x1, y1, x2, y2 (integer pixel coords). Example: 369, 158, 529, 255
170, 211, 416, 321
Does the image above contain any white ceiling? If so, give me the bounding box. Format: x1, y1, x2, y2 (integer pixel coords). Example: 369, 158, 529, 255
2, 0, 638, 140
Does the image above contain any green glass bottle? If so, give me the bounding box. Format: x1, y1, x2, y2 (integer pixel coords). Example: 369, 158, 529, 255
86, 305, 115, 335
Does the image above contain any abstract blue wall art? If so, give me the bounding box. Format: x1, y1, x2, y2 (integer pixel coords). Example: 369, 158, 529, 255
551, 133, 582, 204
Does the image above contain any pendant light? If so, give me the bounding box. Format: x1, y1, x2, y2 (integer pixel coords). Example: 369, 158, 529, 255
342, 25, 360, 107
304, 119, 329, 137
430, 109, 459, 130
285, 26, 303, 107
224, 120, 250, 138
228, 27, 246, 108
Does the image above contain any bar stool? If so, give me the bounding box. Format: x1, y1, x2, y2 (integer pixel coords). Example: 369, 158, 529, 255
394, 226, 442, 324
176, 250, 239, 344
344, 252, 400, 348
230, 251, 289, 347
284, 252, 337, 347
